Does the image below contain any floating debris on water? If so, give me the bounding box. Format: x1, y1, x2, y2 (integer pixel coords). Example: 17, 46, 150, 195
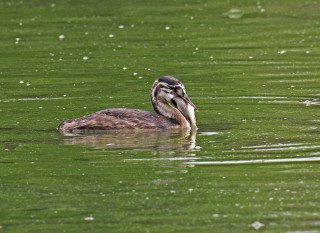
58, 34, 65, 40
223, 9, 244, 19
165, 26, 171, 30
303, 100, 320, 106
19, 81, 24, 84
108, 34, 114, 38
83, 56, 89, 60
278, 50, 287, 54
84, 216, 94, 221
251, 221, 264, 230
15, 38, 20, 44
118, 25, 124, 29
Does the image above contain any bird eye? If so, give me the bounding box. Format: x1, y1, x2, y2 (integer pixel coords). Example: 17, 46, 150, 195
176, 87, 184, 97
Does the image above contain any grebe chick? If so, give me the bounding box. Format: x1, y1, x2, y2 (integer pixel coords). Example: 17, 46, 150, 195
59, 76, 197, 134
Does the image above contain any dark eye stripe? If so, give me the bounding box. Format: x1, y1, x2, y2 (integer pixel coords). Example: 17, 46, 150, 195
171, 98, 177, 108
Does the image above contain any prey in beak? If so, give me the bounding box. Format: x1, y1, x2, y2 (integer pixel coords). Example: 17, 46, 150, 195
172, 88, 197, 129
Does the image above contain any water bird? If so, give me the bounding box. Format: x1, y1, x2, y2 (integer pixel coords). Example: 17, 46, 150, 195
59, 76, 197, 134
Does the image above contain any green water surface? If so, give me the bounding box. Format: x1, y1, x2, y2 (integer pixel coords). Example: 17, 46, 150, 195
1, 0, 320, 232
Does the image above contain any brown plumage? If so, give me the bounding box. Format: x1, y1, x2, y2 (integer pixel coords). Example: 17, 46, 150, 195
59, 76, 197, 134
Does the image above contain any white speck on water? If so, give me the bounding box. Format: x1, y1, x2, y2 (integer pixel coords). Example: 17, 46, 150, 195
51, 3, 55, 7
251, 221, 264, 230
165, 26, 171, 30
306, 50, 310, 54
49, 52, 55, 57
19, 22, 23, 26
260, 8, 265, 13
83, 107, 87, 109
223, 9, 244, 19
278, 50, 287, 54
249, 56, 254, 59
188, 188, 193, 192
19, 81, 24, 84
262, 84, 266, 87
83, 56, 89, 60
133, 72, 138, 76
195, 146, 202, 150
122, 67, 127, 70
15, 38, 20, 44
170, 190, 176, 194
118, 25, 124, 29
63, 94, 67, 97
26, 82, 31, 86
39, 107, 43, 109
290, 85, 295, 88
190, 16, 194, 20
58, 34, 65, 40
138, 76, 143, 79
84, 216, 94, 221
109, 34, 114, 38
212, 214, 219, 218
257, 2, 261, 8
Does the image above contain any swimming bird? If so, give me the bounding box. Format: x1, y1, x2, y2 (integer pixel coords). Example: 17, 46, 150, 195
59, 76, 197, 134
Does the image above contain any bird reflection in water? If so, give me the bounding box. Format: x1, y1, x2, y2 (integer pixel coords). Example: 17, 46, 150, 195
62, 128, 197, 152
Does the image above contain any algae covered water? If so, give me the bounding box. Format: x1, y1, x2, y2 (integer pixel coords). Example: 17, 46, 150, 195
1, 1, 320, 232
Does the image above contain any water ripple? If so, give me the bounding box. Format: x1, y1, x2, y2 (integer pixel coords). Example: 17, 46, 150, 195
184, 157, 320, 165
